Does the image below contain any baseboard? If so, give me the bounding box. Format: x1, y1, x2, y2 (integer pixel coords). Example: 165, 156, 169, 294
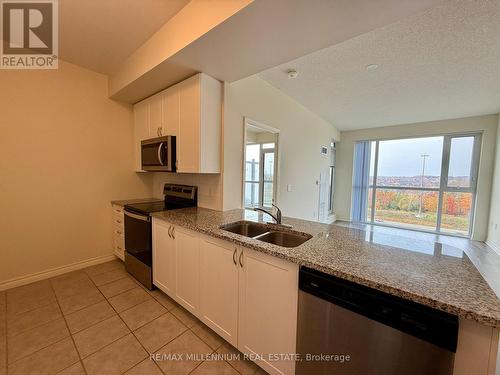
0, 253, 117, 291
486, 240, 500, 257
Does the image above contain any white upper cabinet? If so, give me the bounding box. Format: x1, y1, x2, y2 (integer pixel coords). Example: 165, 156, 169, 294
133, 100, 149, 171
132, 73, 221, 174
162, 85, 180, 137
149, 92, 163, 138
178, 73, 221, 173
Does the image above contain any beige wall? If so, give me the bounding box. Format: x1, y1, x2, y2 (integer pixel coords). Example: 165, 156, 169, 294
334, 114, 499, 240
0, 61, 153, 287
487, 116, 500, 251
222, 76, 340, 221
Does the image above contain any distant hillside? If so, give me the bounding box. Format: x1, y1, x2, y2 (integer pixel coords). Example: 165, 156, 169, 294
372, 176, 470, 188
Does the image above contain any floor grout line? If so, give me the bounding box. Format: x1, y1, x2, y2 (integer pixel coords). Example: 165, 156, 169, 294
2, 264, 123, 374
86, 266, 155, 374
6, 305, 63, 340
5, 297, 57, 322
2, 262, 262, 375
49, 278, 90, 375
5, 319, 72, 367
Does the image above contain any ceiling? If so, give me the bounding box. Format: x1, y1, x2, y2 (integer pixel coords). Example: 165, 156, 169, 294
59, 0, 189, 75
109, 0, 442, 102
258, 0, 500, 131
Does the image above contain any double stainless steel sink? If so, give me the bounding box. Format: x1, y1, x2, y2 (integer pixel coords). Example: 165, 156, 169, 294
220, 221, 312, 248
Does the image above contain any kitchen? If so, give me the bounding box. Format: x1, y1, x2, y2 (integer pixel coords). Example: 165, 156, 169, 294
1, 1, 500, 375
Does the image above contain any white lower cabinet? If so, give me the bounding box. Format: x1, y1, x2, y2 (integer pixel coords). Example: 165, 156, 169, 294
112, 205, 125, 260
199, 236, 239, 346
152, 218, 299, 375
174, 226, 200, 314
238, 248, 299, 375
152, 219, 176, 294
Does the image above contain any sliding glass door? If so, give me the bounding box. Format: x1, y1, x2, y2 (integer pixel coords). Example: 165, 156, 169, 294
244, 142, 277, 208
354, 133, 481, 236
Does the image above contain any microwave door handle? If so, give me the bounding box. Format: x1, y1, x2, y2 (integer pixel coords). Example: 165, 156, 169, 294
157, 142, 165, 166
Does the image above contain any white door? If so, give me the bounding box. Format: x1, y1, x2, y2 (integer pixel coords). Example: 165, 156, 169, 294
238, 248, 299, 375
162, 85, 180, 137
174, 226, 200, 313
199, 236, 239, 346
149, 93, 163, 137
178, 75, 200, 173
152, 220, 176, 295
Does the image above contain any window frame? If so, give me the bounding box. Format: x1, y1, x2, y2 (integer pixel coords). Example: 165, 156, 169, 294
362, 132, 482, 237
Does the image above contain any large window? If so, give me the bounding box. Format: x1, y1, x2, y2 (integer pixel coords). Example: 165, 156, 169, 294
352, 134, 481, 237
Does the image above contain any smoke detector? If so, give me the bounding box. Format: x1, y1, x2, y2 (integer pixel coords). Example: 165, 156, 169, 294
287, 69, 299, 79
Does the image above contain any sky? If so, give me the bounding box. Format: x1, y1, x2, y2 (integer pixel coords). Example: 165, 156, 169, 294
371, 136, 473, 177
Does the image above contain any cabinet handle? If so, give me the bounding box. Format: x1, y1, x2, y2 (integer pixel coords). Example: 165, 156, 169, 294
168, 226, 172, 238
171, 227, 175, 239
233, 248, 237, 266
239, 251, 244, 268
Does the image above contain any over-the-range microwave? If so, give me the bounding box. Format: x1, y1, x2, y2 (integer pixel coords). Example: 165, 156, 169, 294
141, 136, 176, 172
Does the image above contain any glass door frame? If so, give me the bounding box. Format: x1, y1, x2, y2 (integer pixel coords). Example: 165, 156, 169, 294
366, 132, 482, 237
242, 117, 280, 209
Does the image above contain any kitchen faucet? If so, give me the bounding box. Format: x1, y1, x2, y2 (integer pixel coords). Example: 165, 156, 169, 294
253, 204, 283, 225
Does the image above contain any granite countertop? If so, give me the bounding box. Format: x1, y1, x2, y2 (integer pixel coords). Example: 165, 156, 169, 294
152, 207, 500, 328
111, 198, 162, 207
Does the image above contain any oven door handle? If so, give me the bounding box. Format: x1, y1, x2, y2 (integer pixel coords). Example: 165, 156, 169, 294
157, 142, 165, 166
124, 210, 150, 222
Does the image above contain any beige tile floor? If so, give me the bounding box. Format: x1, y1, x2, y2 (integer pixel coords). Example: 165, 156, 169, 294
0, 260, 268, 375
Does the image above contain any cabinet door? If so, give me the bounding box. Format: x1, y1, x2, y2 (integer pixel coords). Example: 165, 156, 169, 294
133, 101, 149, 171
174, 226, 200, 313
162, 85, 180, 137
149, 93, 163, 137
178, 75, 200, 173
199, 236, 239, 346
152, 220, 176, 295
238, 248, 299, 375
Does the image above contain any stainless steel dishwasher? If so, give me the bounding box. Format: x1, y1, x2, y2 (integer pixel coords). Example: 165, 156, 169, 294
296, 267, 458, 375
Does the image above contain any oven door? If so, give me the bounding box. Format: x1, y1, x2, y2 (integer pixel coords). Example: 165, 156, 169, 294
141, 137, 174, 171
124, 210, 152, 266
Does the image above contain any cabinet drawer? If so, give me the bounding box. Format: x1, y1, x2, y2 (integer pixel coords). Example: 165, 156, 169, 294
114, 226, 124, 237
114, 234, 125, 250
113, 215, 124, 227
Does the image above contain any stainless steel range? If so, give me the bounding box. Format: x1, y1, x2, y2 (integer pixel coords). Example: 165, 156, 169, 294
123, 184, 197, 289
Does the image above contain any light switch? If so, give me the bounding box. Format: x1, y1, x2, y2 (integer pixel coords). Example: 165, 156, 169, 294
287, 184, 292, 192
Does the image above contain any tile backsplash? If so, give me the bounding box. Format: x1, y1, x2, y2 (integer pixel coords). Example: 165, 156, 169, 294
152, 173, 223, 210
